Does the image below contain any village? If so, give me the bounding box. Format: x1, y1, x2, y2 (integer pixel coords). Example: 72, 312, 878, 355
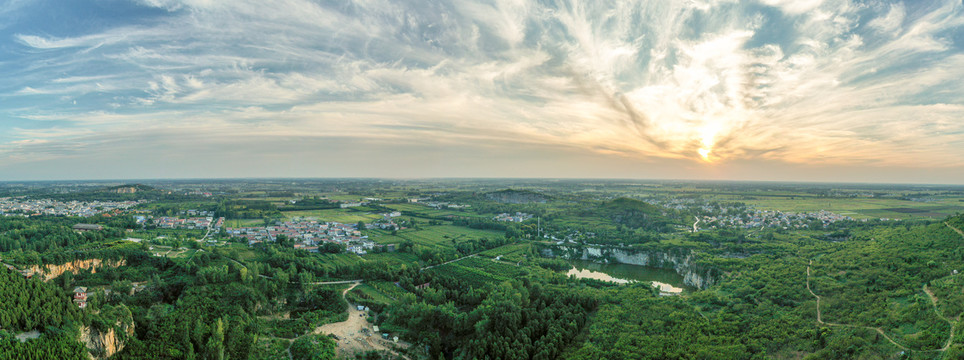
699, 209, 855, 229
226, 220, 380, 255
494, 212, 533, 222
0, 197, 145, 217
645, 198, 859, 229
149, 216, 225, 230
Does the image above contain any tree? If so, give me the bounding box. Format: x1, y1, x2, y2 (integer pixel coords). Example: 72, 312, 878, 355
205, 318, 225, 360
290, 334, 336, 360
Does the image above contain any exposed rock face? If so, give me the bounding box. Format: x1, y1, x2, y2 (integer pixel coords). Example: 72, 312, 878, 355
24, 258, 126, 281
540, 245, 719, 289
80, 321, 134, 359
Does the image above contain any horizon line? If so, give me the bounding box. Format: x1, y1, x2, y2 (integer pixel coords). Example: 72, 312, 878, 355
2, 176, 964, 188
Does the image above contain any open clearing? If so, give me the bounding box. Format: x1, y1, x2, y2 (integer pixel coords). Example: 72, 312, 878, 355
314, 283, 409, 359
282, 209, 382, 223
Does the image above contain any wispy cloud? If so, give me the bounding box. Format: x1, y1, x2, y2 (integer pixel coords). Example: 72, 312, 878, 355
1, 0, 963, 181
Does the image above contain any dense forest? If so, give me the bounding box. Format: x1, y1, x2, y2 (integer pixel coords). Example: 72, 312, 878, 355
0, 268, 89, 359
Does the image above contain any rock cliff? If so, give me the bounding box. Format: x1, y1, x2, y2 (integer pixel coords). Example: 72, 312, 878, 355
540, 245, 720, 289
24, 258, 126, 281
80, 321, 134, 359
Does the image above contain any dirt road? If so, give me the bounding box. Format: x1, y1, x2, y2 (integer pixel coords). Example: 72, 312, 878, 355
420, 254, 477, 271
313, 283, 408, 359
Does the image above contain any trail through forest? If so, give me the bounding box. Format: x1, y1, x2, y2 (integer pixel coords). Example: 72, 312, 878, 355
806, 260, 909, 351
947, 222, 964, 238
922, 285, 956, 352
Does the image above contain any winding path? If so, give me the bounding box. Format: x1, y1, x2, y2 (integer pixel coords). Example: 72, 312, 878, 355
806, 260, 910, 351
946, 222, 964, 238
922, 284, 957, 352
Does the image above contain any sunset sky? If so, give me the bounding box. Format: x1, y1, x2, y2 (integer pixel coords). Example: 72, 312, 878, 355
1, 0, 963, 183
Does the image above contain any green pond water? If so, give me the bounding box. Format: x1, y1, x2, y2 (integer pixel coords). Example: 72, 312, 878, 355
566, 259, 694, 295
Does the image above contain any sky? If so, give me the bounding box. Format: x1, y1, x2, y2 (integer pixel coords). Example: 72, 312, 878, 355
1, 0, 963, 183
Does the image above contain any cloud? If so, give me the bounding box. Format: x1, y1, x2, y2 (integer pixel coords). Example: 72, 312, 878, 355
759, 0, 825, 15
2, 0, 964, 182
868, 3, 906, 34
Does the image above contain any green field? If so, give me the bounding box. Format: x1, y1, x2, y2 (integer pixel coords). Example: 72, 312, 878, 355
427, 256, 529, 287
367, 280, 409, 299
281, 208, 382, 223
350, 283, 397, 303
148, 245, 198, 259
480, 243, 531, 262
366, 225, 504, 250
227, 218, 266, 227
383, 203, 489, 219
363, 252, 420, 264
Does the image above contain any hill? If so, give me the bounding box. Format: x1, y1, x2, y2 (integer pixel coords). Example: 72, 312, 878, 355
102, 184, 155, 193
598, 197, 678, 231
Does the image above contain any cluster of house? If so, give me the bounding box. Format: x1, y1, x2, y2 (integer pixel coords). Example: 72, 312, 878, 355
0, 198, 145, 217
700, 209, 854, 229
226, 220, 380, 255
151, 216, 225, 230
368, 211, 402, 230
409, 198, 470, 210
643, 198, 861, 230
184, 210, 215, 217
184, 190, 214, 197
494, 212, 533, 222
338, 198, 380, 208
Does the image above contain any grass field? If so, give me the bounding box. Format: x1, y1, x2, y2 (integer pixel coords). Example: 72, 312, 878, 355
366, 225, 504, 251
281, 209, 382, 223
218, 243, 264, 262
382, 203, 489, 219
227, 218, 266, 227
480, 243, 531, 262
350, 283, 397, 303
367, 280, 409, 299
148, 245, 198, 259
363, 252, 420, 264
427, 257, 529, 287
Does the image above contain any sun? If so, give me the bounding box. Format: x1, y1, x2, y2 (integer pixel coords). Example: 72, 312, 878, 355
698, 125, 719, 163
698, 147, 712, 162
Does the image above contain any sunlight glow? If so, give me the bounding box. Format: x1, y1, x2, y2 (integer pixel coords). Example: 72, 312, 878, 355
698, 147, 711, 161
698, 124, 721, 163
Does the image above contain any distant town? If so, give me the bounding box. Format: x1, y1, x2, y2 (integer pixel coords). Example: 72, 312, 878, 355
0, 197, 145, 217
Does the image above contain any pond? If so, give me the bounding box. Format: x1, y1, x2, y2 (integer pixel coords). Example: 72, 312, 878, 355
566, 259, 694, 295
